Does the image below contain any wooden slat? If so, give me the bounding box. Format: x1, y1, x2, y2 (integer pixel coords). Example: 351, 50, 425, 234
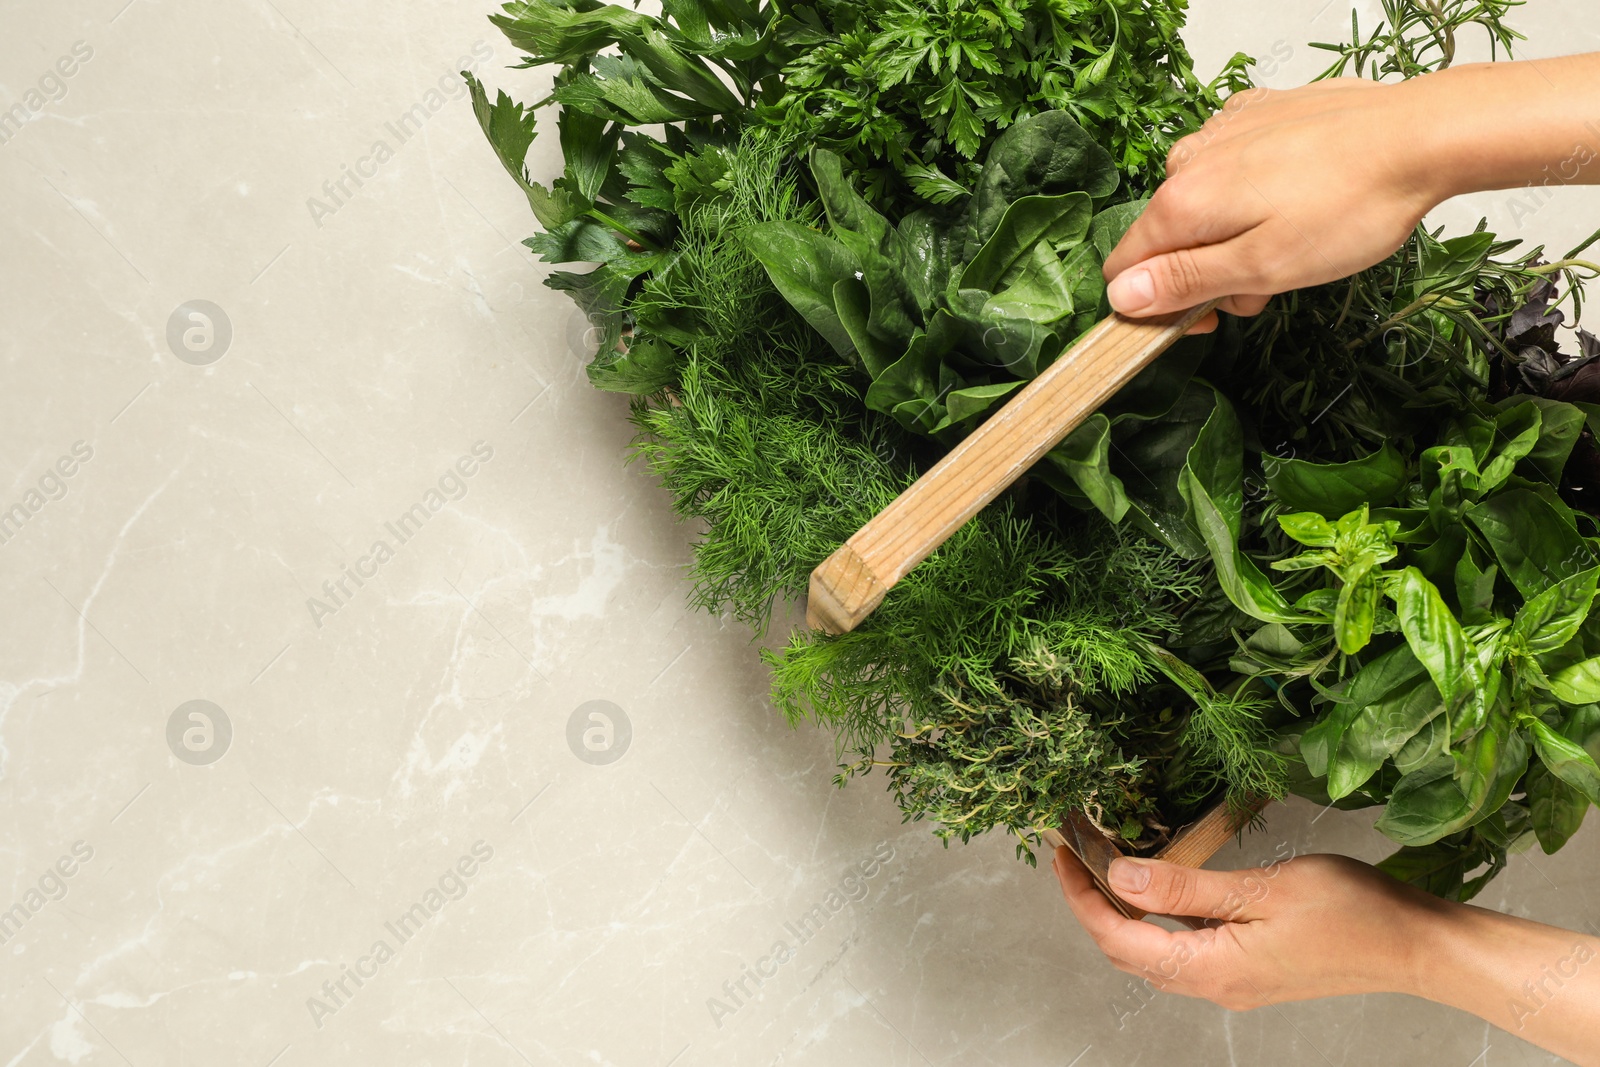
806, 301, 1220, 634
1052, 813, 1144, 920
1155, 799, 1264, 869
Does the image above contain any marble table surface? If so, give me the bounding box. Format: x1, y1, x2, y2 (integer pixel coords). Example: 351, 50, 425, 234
3, 1, 1599, 1063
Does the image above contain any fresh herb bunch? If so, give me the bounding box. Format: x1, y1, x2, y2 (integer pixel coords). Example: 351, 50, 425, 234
762, 0, 1251, 209
472, 0, 1600, 890
583, 118, 1236, 851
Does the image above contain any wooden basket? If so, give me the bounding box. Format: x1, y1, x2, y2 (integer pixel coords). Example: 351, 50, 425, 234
802, 302, 1257, 912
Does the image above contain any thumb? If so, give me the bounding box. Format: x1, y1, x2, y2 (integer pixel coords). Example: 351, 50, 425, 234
1108, 857, 1267, 922
1106, 242, 1259, 319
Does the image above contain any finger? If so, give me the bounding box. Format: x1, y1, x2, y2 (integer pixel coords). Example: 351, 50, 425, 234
1054, 847, 1136, 942
1102, 181, 1259, 284
1108, 857, 1270, 922
1183, 310, 1219, 335
1220, 294, 1273, 318
1053, 847, 1111, 916
1106, 237, 1274, 319
1054, 848, 1186, 965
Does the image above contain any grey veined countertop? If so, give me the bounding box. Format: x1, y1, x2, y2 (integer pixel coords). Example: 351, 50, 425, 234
2, 0, 1598, 1063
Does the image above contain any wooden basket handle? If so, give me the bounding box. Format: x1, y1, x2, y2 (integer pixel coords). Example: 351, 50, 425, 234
806, 301, 1220, 634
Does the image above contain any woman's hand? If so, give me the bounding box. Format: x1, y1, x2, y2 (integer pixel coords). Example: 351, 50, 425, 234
1053, 846, 1600, 1065
1103, 79, 1443, 332
1104, 53, 1600, 332
1051, 846, 1442, 1008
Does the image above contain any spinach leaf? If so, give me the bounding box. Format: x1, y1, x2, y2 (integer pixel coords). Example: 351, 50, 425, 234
1043, 414, 1129, 523
1088, 199, 1147, 259
811, 150, 921, 350
960, 193, 1094, 295
963, 111, 1119, 259
742, 222, 861, 359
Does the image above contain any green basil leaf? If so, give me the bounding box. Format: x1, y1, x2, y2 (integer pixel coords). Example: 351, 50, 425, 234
1550, 657, 1600, 705
1392, 567, 1487, 739
1377, 836, 1503, 902
1511, 566, 1600, 656
1262, 443, 1406, 518
1478, 401, 1543, 493
1377, 705, 1528, 847
1513, 397, 1587, 485
1372, 506, 1435, 544
1327, 672, 1443, 799
1177, 390, 1311, 623
1277, 512, 1336, 548
1528, 762, 1589, 853
1453, 548, 1499, 627
1527, 716, 1600, 805
1375, 757, 1474, 846
1452, 699, 1528, 816
1569, 703, 1600, 760
1394, 715, 1448, 776
1465, 488, 1594, 600
1301, 701, 1358, 779
1334, 573, 1380, 655
1417, 231, 1496, 290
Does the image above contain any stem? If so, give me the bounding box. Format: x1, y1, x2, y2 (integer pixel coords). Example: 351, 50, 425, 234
1529, 258, 1600, 277
1427, 0, 1457, 68
588, 207, 661, 252
1348, 291, 1459, 350
1332, 276, 1360, 333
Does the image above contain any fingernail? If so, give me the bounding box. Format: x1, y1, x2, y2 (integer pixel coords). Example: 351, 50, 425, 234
1109, 857, 1151, 893
1108, 269, 1155, 313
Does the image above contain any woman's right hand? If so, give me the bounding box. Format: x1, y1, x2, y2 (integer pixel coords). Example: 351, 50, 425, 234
1103, 78, 1445, 330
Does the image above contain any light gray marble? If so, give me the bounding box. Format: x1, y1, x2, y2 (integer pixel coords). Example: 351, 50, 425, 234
1, 1, 1597, 1063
